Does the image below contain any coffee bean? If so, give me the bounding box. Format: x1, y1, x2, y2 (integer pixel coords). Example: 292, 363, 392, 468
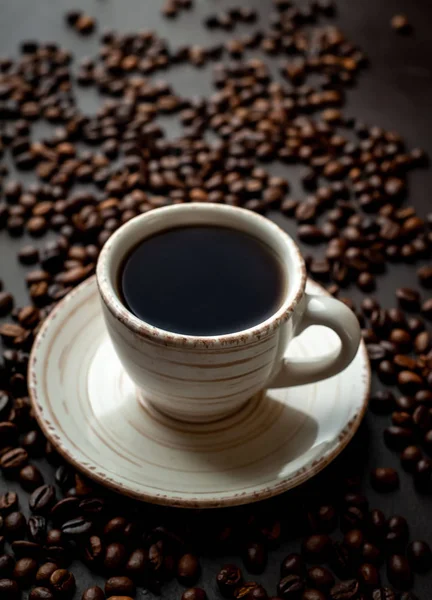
243, 543, 267, 575
61, 516, 92, 538
105, 576, 135, 597
216, 564, 243, 597
0, 554, 14, 578
35, 562, 58, 586
0, 292, 13, 316
4, 512, 26, 540
307, 566, 334, 591
277, 574, 304, 598
418, 265, 432, 288
369, 391, 395, 414
28, 516, 46, 544
391, 14, 411, 33
396, 288, 421, 311
233, 582, 267, 600
396, 396, 416, 412
104, 543, 127, 573
11, 540, 41, 559
82, 586, 105, 600
29, 588, 55, 600
280, 553, 304, 577
422, 298, 432, 320
407, 540, 432, 573
357, 563, 380, 590
181, 589, 207, 600
361, 542, 382, 566
13, 556, 38, 587
401, 446, 423, 472
50, 498, 80, 525
83, 535, 104, 567
387, 555, 413, 590
19, 465, 44, 491
302, 591, 326, 600
372, 589, 396, 600
301, 535, 331, 563
0, 492, 18, 514
125, 548, 147, 582
384, 426, 413, 450
50, 569, 76, 598
0, 579, 20, 600
29, 485, 56, 514
370, 468, 399, 492
0, 447, 28, 473
329, 542, 352, 579
329, 579, 359, 599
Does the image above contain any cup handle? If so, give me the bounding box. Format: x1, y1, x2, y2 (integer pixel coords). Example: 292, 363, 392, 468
269, 293, 361, 388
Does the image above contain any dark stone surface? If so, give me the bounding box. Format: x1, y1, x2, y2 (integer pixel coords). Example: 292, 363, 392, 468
0, 0, 431, 598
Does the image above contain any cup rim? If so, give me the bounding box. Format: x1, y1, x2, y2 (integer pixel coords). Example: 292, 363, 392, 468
96, 203, 307, 348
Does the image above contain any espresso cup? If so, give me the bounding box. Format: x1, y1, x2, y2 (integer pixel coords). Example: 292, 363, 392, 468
96, 203, 361, 423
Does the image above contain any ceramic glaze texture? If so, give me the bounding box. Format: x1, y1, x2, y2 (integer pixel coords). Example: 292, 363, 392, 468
97, 204, 361, 423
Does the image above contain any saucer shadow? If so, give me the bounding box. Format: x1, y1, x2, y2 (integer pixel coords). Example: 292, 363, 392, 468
109, 386, 320, 487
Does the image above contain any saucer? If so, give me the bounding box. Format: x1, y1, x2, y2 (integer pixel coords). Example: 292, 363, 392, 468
29, 276, 370, 508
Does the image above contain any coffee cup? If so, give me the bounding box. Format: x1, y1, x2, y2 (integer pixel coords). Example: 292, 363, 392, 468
96, 203, 361, 423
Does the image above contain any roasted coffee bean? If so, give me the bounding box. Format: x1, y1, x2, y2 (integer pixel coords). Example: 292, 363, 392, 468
181, 589, 207, 600
370, 468, 399, 492
277, 574, 304, 598
104, 517, 128, 541
22, 430, 45, 457
302, 591, 326, 600
357, 563, 380, 590
387, 555, 413, 590
0, 579, 20, 600
361, 542, 382, 566
4, 512, 26, 540
61, 516, 92, 538
329, 542, 351, 578
401, 446, 423, 471
343, 529, 363, 556
395, 396, 416, 412
233, 582, 267, 600
414, 458, 432, 492
83, 535, 104, 567
396, 288, 421, 311
372, 589, 396, 600
301, 535, 331, 563
421, 298, 432, 319
35, 562, 58, 586
104, 542, 127, 573
82, 586, 105, 600
340, 507, 365, 532
50, 569, 76, 598
0, 492, 18, 513
216, 564, 243, 597
29, 588, 55, 600
125, 547, 147, 582
307, 566, 334, 591
11, 540, 41, 559
0, 447, 28, 473
407, 540, 432, 572
0, 292, 13, 316
29, 485, 56, 514
280, 553, 304, 577
0, 554, 14, 577
19, 465, 44, 491
50, 497, 80, 524
177, 554, 200, 586
329, 579, 359, 599
243, 543, 267, 575
369, 391, 395, 414
383, 426, 413, 450
105, 576, 135, 597
27, 516, 46, 544
13, 556, 38, 587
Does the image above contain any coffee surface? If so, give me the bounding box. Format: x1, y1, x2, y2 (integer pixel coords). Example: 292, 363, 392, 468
119, 225, 285, 336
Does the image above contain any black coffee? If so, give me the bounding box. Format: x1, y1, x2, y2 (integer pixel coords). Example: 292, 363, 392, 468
119, 225, 285, 336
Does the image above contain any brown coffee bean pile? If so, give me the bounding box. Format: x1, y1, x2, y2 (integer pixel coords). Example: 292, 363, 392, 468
0, 1, 430, 598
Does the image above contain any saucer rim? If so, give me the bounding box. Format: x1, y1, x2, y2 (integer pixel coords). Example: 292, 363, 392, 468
28, 275, 370, 508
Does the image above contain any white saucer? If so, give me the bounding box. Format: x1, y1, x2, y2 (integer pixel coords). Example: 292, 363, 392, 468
29, 276, 370, 508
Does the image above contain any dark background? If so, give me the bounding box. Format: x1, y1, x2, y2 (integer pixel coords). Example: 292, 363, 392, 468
0, 0, 431, 597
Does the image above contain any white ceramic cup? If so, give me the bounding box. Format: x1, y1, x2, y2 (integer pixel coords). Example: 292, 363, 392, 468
97, 203, 361, 423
